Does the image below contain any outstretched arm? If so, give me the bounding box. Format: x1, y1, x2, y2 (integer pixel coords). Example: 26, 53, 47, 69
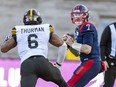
64, 35, 92, 55
1, 28, 17, 53
1, 37, 16, 53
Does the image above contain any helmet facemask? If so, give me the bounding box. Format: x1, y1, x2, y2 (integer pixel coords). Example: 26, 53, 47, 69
71, 4, 89, 26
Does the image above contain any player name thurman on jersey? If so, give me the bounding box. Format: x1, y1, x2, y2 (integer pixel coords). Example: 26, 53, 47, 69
20, 27, 44, 34
12, 24, 54, 62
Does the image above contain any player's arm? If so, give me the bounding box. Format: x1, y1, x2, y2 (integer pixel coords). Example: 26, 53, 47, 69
49, 25, 65, 47
65, 26, 93, 54
62, 34, 80, 56
1, 28, 17, 53
68, 46, 80, 56
65, 36, 91, 55
100, 26, 110, 61
80, 32, 93, 54
100, 26, 110, 71
49, 33, 65, 47
49, 25, 67, 70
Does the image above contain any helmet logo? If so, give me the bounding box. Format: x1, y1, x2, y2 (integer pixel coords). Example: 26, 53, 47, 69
30, 9, 33, 21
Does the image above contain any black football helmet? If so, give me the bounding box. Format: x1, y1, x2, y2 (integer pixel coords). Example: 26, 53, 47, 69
71, 4, 89, 25
23, 9, 42, 25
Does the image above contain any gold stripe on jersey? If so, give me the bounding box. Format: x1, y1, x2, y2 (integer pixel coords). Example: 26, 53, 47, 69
11, 29, 16, 35
30, 9, 33, 21
49, 25, 54, 33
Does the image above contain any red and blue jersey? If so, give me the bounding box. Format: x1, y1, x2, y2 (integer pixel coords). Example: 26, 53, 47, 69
74, 22, 100, 62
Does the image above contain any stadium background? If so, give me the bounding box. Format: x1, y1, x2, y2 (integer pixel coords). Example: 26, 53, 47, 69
0, 0, 116, 87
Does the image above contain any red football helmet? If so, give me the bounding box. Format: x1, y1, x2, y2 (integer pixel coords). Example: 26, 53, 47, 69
71, 4, 89, 26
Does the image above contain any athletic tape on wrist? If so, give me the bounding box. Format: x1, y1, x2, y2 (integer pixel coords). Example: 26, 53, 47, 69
72, 42, 82, 52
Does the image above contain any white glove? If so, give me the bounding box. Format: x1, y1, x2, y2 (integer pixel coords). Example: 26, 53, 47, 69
54, 62, 61, 70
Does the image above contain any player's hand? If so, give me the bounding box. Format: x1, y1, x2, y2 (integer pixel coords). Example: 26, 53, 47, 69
53, 62, 61, 71
62, 34, 73, 41
65, 36, 74, 47
3, 35, 12, 43
62, 34, 69, 41
104, 61, 109, 71
99, 61, 105, 73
